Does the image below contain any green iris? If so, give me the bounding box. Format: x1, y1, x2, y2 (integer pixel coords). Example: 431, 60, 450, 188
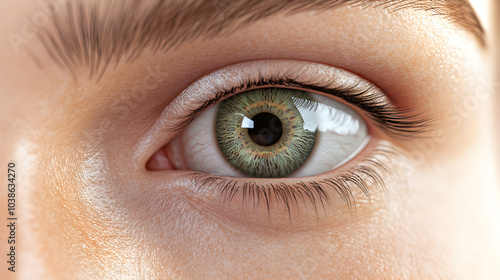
215, 88, 317, 178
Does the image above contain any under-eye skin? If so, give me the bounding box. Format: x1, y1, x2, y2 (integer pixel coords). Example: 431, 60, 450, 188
148, 62, 433, 215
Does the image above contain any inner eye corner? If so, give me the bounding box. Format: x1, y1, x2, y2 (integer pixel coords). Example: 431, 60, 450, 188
145, 145, 171, 171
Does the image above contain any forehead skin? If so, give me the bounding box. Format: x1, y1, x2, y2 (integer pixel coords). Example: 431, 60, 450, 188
0, 0, 499, 280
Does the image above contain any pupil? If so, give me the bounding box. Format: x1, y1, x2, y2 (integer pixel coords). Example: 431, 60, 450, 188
248, 113, 283, 146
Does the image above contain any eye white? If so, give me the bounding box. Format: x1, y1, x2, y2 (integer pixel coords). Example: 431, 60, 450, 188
290, 93, 369, 177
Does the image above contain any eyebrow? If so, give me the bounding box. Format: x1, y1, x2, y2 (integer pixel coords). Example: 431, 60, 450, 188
34, 0, 485, 81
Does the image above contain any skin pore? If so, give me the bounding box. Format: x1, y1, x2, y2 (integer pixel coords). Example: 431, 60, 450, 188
1, 0, 499, 279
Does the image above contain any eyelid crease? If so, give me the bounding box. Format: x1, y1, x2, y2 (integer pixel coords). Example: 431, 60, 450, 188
173, 75, 435, 139
185, 142, 400, 218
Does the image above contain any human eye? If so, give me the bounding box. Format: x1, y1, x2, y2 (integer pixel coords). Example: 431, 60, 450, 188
146, 60, 429, 222
175, 87, 369, 179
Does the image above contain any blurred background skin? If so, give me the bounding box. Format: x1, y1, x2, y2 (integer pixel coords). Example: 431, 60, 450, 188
1, 0, 500, 279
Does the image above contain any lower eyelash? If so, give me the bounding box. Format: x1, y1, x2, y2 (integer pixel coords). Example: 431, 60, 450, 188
187, 142, 400, 218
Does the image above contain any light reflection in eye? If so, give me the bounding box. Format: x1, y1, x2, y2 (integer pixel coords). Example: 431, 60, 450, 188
293, 96, 361, 134
240, 115, 255, 129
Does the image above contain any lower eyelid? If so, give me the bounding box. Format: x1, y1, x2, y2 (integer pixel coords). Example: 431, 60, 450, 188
177, 140, 406, 229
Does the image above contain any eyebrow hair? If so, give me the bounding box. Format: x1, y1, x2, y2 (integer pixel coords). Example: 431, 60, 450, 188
34, 0, 485, 81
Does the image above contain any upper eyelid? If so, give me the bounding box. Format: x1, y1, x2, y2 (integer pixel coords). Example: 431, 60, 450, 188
172, 75, 434, 139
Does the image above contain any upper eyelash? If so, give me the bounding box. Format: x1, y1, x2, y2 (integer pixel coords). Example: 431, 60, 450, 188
173, 75, 434, 138
187, 143, 398, 218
